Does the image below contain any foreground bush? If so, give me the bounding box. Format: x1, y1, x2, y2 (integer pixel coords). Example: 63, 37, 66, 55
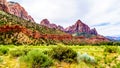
20, 50, 53, 68
0, 46, 9, 55
104, 46, 119, 53
45, 45, 77, 63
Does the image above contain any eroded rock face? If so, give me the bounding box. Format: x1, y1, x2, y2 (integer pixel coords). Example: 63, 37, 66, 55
0, 0, 34, 22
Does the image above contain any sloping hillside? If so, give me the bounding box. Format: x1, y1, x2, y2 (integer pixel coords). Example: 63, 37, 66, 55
0, 10, 66, 35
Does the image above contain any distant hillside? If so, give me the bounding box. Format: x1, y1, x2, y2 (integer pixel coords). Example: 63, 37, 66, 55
106, 36, 120, 41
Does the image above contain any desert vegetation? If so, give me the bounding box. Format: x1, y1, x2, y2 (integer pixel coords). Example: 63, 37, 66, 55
0, 44, 120, 68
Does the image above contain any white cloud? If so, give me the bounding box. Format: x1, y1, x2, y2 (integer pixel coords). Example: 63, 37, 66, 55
7, 0, 120, 36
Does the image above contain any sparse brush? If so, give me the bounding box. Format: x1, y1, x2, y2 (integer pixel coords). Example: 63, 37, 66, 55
20, 49, 53, 68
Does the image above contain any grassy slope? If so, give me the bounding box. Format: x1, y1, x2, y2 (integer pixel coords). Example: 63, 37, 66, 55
0, 45, 120, 68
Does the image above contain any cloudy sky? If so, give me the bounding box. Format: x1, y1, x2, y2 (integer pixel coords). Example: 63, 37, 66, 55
8, 0, 120, 36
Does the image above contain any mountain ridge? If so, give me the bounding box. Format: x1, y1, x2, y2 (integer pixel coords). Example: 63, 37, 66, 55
40, 19, 98, 36
0, 0, 110, 45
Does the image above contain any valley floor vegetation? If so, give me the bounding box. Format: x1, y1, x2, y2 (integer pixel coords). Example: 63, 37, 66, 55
0, 44, 120, 68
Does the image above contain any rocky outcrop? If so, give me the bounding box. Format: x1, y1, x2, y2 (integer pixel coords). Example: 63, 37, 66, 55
40, 19, 57, 28
40, 19, 65, 31
0, 0, 34, 22
65, 20, 98, 35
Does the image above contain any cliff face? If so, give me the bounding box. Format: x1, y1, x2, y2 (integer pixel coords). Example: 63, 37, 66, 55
0, 0, 34, 22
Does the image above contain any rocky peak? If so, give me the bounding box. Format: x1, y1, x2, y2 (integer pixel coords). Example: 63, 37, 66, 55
40, 19, 57, 29
65, 20, 91, 34
65, 20, 98, 35
40, 19, 65, 31
40, 19, 50, 25
58, 25, 64, 31
75, 20, 84, 25
90, 28, 98, 35
0, 0, 34, 22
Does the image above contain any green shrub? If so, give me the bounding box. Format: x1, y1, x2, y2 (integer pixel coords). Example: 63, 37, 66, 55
20, 50, 53, 68
9, 49, 25, 57
104, 46, 119, 53
116, 63, 120, 68
46, 45, 77, 63
77, 52, 96, 64
0, 46, 9, 55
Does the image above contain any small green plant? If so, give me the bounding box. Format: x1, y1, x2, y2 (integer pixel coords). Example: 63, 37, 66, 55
104, 46, 119, 53
0, 46, 9, 55
20, 49, 53, 68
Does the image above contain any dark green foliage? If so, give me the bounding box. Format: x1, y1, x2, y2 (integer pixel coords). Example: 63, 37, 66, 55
20, 50, 53, 68
45, 45, 77, 63
104, 46, 119, 53
0, 46, 9, 55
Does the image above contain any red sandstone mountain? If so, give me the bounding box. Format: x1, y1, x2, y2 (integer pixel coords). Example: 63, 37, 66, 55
0, 0, 34, 22
65, 20, 98, 35
40, 19, 98, 35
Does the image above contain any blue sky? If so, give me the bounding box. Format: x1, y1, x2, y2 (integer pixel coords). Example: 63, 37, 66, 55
8, 0, 120, 36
